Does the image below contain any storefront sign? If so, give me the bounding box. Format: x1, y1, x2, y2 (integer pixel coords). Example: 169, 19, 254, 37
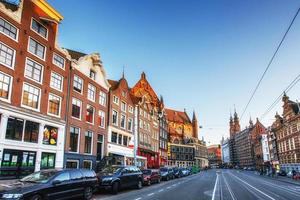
43, 125, 58, 145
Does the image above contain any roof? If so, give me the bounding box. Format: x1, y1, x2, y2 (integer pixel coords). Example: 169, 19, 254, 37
66, 49, 87, 60
108, 79, 119, 90
0, 0, 19, 11
165, 108, 191, 124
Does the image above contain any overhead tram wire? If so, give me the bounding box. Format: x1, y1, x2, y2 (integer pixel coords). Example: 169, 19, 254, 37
260, 72, 300, 120
240, 6, 300, 120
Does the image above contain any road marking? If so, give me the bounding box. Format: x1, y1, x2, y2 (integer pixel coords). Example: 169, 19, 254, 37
135, 198, 142, 200
158, 189, 164, 192
147, 193, 154, 197
212, 173, 219, 200
167, 186, 171, 189
222, 173, 237, 200
229, 172, 275, 200
172, 184, 177, 187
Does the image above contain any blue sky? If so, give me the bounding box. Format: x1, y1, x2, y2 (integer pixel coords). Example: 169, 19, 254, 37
49, 0, 300, 145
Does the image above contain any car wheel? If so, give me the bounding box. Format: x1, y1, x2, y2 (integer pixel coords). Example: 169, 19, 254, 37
147, 180, 151, 186
136, 179, 143, 189
30, 195, 42, 200
157, 178, 161, 183
84, 187, 93, 200
111, 182, 119, 195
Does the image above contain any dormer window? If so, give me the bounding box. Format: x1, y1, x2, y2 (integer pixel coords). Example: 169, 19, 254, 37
31, 18, 48, 39
90, 70, 96, 80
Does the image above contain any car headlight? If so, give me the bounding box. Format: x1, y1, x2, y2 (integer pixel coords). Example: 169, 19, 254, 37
2, 193, 23, 199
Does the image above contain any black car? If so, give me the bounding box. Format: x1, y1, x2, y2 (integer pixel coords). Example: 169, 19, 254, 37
0, 169, 98, 200
277, 170, 287, 176
160, 167, 174, 181
172, 167, 183, 178
97, 166, 143, 194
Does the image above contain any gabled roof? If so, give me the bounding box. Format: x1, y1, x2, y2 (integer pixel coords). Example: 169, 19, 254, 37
108, 79, 119, 90
165, 108, 191, 124
66, 49, 87, 60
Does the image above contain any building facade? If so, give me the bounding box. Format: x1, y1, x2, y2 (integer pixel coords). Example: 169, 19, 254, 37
0, 0, 68, 179
267, 127, 280, 170
207, 145, 222, 167
64, 50, 109, 170
221, 138, 230, 165
272, 94, 300, 172
158, 97, 168, 167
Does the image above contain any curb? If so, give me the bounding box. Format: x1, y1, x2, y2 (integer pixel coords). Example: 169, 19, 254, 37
261, 175, 300, 186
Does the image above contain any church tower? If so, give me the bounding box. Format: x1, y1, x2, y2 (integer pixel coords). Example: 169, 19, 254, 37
192, 110, 199, 139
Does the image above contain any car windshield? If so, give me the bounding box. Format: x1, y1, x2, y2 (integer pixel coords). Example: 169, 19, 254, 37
142, 170, 152, 175
101, 166, 122, 175
20, 171, 57, 183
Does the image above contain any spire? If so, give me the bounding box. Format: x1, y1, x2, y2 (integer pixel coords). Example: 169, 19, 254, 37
160, 95, 164, 104
141, 71, 146, 79
282, 91, 289, 103
192, 110, 197, 121
122, 65, 125, 79
249, 117, 253, 127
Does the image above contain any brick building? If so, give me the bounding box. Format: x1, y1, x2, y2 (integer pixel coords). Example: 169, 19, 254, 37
272, 93, 300, 172
0, 0, 68, 179
207, 144, 222, 167
64, 50, 109, 170
267, 127, 280, 170
158, 96, 168, 167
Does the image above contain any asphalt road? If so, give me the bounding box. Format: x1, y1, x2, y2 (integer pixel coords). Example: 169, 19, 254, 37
93, 169, 300, 200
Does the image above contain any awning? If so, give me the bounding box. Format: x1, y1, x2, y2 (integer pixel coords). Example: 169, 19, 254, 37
109, 151, 147, 160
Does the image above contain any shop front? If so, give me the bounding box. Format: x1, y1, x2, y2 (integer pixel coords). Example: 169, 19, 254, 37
138, 148, 159, 169
65, 153, 96, 170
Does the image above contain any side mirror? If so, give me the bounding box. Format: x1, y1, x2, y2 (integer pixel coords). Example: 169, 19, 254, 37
52, 180, 61, 185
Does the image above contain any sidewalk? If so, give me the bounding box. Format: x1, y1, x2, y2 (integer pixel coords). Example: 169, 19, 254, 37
252, 171, 300, 186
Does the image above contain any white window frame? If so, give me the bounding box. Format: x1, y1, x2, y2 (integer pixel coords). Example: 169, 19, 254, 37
86, 104, 95, 125
47, 93, 62, 117
66, 160, 79, 169
0, 17, 19, 41
30, 18, 48, 40
21, 82, 41, 112
99, 91, 106, 106
99, 110, 105, 129
69, 126, 80, 153
121, 101, 127, 113
128, 118, 133, 132
27, 37, 46, 61
0, 71, 13, 103
83, 160, 93, 170
73, 74, 83, 94
87, 83, 96, 102
71, 98, 82, 120
24, 57, 44, 84
84, 130, 93, 155
50, 71, 63, 92
0, 41, 16, 69
112, 110, 118, 126
113, 95, 119, 105
128, 105, 133, 113
52, 52, 65, 70
120, 114, 126, 130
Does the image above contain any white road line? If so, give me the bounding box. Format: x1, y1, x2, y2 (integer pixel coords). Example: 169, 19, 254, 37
158, 189, 164, 192
229, 172, 275, 200
222, 173, 237, 200
147, 193, 154, 197
172, 184, 177, 187
135, 198, 142, 200
167, 186, 171, 189
212, 173, 219, 200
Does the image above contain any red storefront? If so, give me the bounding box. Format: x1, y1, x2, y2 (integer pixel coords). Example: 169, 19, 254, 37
138, 148, 160, 169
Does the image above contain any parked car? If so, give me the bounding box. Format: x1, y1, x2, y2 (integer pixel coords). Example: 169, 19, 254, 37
287, 170, 296, 178
277, 170, 287, 176
142, 169, 161, 186
172, 167, 183, 178
160, 167, 174, 181
0, 169, 97, 200
180, 168, 190, 176
97, 165, 143, 194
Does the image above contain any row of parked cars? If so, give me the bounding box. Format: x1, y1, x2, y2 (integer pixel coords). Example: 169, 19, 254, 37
0, 166, 197, 200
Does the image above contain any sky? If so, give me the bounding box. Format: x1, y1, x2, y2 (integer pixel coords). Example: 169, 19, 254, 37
48, 0, 300, 145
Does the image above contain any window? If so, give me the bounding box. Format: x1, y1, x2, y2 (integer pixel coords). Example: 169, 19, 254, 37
41, 153, 55, 169
121, 102, 126, 112
53, 53, 65, 69
118, 134, 122, 145
83, 160, 92, 169
22, 83, 40, 110
43, 125, 58, 145
31, 18, 47, 38
98, 110, 105, 128
111, 132, 118, 143
73, 75, 83, 93
66, 160, 78, 169
128, 118, 133, 132
128, 105, 134, 113
99, 91, 106, 106
69, 127, 79, 152
0, 17, 18, 40
5, 117, 24, 141
84, 131, 93, 154
50, 72, 63, 91
111, 110, 118, 126
24, 121, 39, 143
120, 114, 126, 129
123, 136, 128, 146
90, 70, 96, 80
0, 42, 15, 68
48, 94, 61, 116
28, 38, 46, 60
87, 84, 96, 101
86, 105, 94, 124
113, 95, 119, 104
25, 58, 43, 83
0, 71, 12, 101
71, 98, 82, 119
